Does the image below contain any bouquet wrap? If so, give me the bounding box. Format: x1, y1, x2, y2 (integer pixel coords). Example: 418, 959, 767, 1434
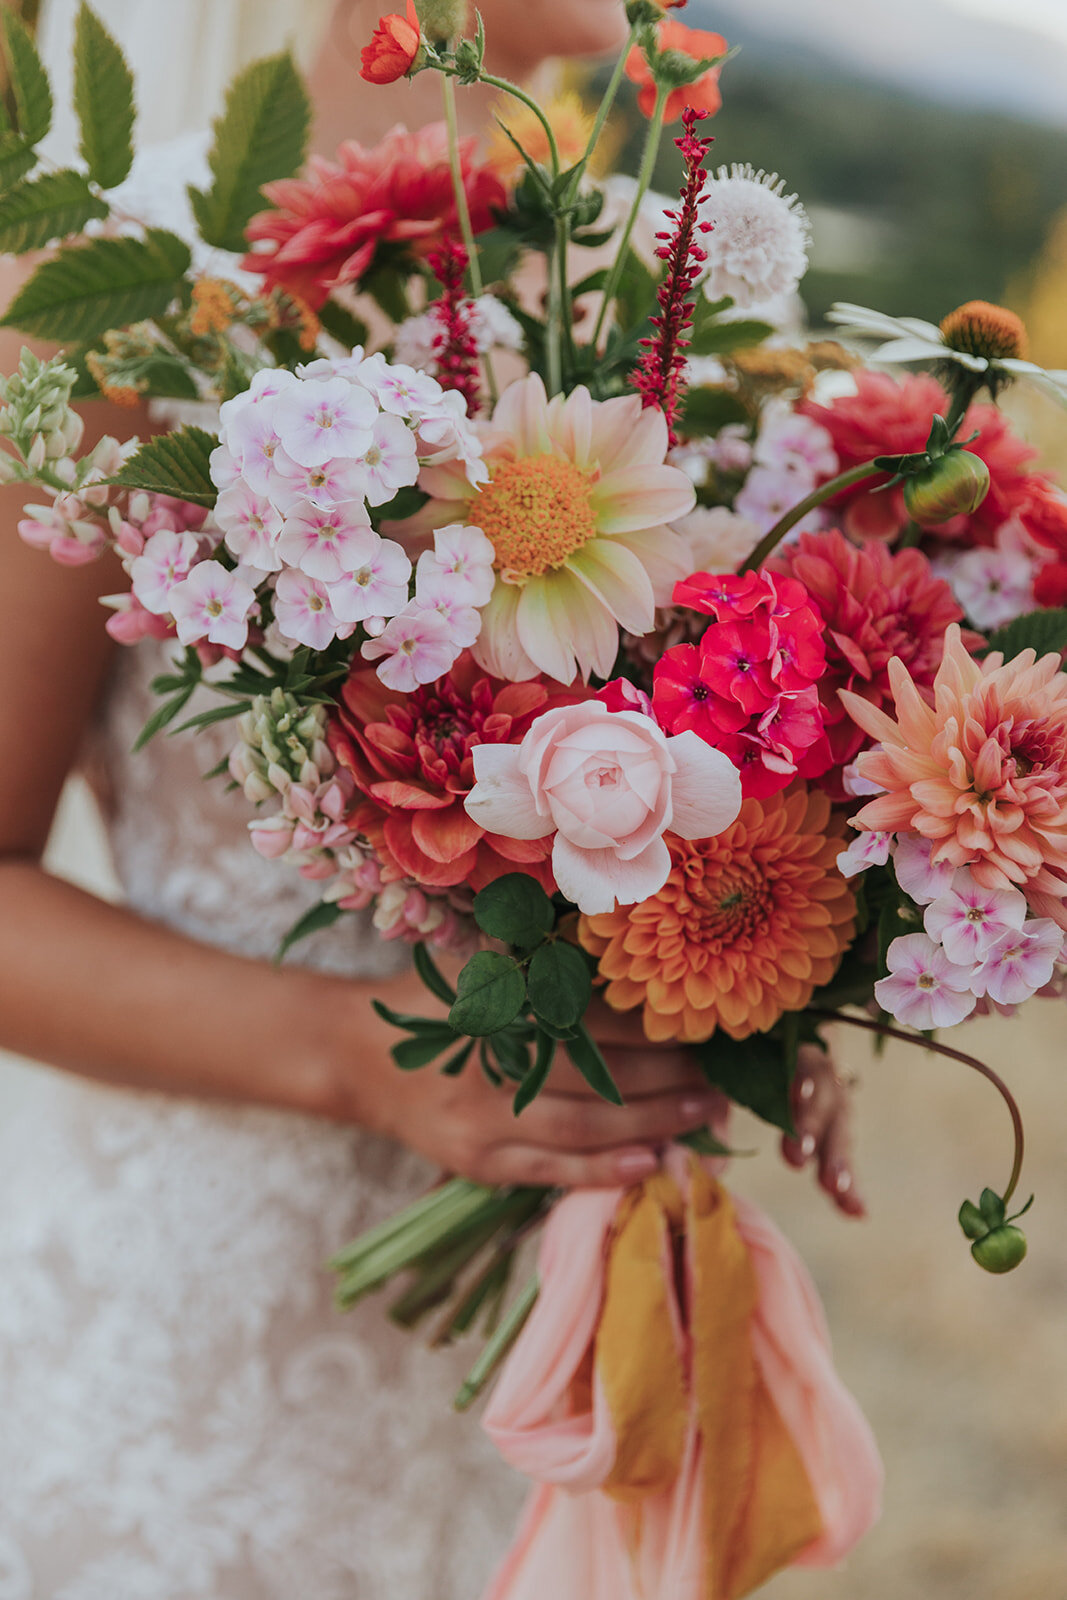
483, 1153, 882, 1600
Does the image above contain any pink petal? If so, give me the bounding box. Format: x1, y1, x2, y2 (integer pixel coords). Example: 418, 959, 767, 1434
665, 730, 743, 840
466, 744, 552, 840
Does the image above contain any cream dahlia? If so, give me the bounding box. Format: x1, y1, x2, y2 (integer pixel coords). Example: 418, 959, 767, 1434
413, 374, 695, 684
844, 625, 1067, 926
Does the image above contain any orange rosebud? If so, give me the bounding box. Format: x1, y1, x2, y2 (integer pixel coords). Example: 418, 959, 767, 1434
360, 0, 423, 84
625, 19, 727, 122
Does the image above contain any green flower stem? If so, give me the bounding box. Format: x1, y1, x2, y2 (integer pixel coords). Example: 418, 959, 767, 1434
571, 20, 640, 192
739, 459, 885, 572
591, 82, 668, 352
454, 1272, 540, 1411
440, 68, 501, 405
942, 370, 985, 440
477, 70, 561, 176
809, 1008, 1025, 1208
546, 216, 566, 396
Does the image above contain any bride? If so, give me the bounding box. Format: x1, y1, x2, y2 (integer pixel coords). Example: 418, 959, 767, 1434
0, 3, 863, 1595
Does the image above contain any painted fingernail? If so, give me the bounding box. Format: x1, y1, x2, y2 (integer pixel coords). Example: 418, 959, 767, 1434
835, 1167, 853, 1194
681, 1096, 714, 1120
617, 1150, 659, 1179
800, 1132, 816, 1159
798, 1075, 816, 1102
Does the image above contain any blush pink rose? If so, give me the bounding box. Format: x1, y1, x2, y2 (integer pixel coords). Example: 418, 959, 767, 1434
464, 700, 742, 914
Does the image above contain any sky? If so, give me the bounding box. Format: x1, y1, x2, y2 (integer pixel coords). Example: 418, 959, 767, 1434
948, 0, 1067, 48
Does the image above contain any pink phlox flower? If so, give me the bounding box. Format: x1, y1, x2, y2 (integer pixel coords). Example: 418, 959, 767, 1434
735, 464, 824, 537
971, 918, 1065, 1005
753, 402, 838, 481
355, 355, 444, 418
412, 588, 482, 649
272, 568, 346, 650
924, 868, 1027, 965
327, 535, 412, 625
102, 591, 175, 645
214, 483, 285, 572
702, 424, 754, 475
412, 393, 489, 483
129, 528, 202, 614
874, 931, 977, 1029
170, 560, 256, 650
842, 755, 885, 798
209, 442, 241, 491
222, 405, 285, 497
360, 413, 420, 505
276, 497, 376, 582
596, 678, 654, 717
697, 618, 779, 713
272, 376, 377, 468
360, 606, 460, 691
218, 367, 298, 436
269, 450, 372, 514
416, 522, 495, 608
837, 829, 893, 878
932, 541, 1037, 632
891, 834, 955, 905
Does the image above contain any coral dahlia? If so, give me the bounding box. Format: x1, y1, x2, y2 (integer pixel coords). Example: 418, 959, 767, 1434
328, 652, 583, 891
578, 785, 856, 1042
843, 625, 1067, 926
413, 374, 695, 684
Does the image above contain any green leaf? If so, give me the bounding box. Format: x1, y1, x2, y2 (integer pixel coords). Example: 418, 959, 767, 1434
688, 313, 774, 358
984, 608, 1067, 665
0, 167, 106, 252
472, 873, 555, 946
109, 425, 219, 508
564, 1023, 623, 1106
393, 1028, 458, 1072
695, 1031, 795, 1135
73, 3, 134, 188
274, 899, 343, 962
317, 297, 369, 352
1, 9, 52, 145
171, 700, 251, 736
131, 686, 194, 751
413, 941, 457, 1006
0, 132, 36, 194
188, 51, 310, 253
448, 951, 527, 1036
440, 1039, 475, 1077
527, 940, 592, 1031
612, 247, 658, 335
513, 1030, 555, 1115
679, 385, 750, 437
489, 1028, 531, 1082
1, 228, 191, 343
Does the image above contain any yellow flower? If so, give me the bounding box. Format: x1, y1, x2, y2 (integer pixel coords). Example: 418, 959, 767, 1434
487, 91, 595, 184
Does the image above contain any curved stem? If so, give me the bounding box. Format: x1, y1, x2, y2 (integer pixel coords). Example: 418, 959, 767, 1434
472, 70, 561, 177
591, 84, 668, 352
572, 22, 640, 191
441, 72, 484, 298
809, 1008, 1025, 1207
739, 459, 885, 572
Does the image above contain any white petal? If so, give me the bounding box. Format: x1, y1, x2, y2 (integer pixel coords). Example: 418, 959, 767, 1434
471, 582, 540, 681
666, 731, 743, 839
551, 834, 672, 914
567, 540, 654, 637
516, 580, 578, 686
466, 745, 552, 839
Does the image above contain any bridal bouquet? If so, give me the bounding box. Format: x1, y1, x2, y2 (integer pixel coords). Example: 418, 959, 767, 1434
5, 2, 1067, 1591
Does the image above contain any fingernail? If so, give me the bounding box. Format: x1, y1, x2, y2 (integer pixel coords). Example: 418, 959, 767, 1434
617, 1149, 659, 1180
681, 1096, 715, 1120
834, 1167, 853, 1194
798, 1075, 816, 1102
800, 1132, 816, 1158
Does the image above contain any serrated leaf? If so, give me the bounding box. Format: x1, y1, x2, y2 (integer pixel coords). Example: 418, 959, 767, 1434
1, 228, 191, 343
109, 425, 219, 508
0, 131, 35, 194
472, 873, 555, 946
527, 941, 591, 1031
448, 951, 527, 1036
274, 899, 343, 962
564, 1023, 623, 1106
73, 3, 135, 188
984, 607, 1067, 665
188, 51, 310, 253
1, 9, 51, 145
694, 1032, 795, 1135
0, 167, 107, 253
513, 1030, 555, 1115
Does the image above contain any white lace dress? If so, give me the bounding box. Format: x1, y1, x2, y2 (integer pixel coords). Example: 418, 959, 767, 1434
0, 639, 525, 1600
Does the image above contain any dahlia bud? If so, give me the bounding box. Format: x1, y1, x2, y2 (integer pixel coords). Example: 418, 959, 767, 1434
903, 450, 990, 526
970, 1225, 1028, 1275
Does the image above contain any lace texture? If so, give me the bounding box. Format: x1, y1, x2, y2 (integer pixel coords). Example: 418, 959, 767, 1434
0, 638, 523, 1593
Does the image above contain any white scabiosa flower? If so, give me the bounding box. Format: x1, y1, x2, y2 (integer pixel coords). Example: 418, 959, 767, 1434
701, 165, 811, 310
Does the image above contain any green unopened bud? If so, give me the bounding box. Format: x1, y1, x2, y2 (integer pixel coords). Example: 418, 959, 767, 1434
903, 449, 990, 526
414, 0, 466, 42
958, 1199, 988, 1241
654, 47, 723, 90
971, 1225, 1027, 1274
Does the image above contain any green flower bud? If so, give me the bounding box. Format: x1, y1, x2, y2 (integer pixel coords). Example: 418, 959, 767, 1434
414, 0, 466, 42
903, 449, 991, 526
971, 1225, 1027, 1274
958, 1199, 988, 1241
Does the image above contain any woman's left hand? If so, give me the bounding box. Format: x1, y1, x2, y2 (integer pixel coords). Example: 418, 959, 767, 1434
781, 1044, 866, 1217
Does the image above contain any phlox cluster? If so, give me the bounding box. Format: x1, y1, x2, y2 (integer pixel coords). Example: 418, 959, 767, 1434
125, 352, 496, 689
837, 833, 1065, 1028
652, 568, 832, 797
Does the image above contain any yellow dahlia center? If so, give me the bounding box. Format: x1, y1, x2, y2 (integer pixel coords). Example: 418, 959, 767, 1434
940, 300, 1028, 362
476, 453, 597, 582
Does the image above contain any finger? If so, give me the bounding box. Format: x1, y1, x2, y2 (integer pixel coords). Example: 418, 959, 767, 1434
477, 1141, 663, 1190
525, 1086, 724, 1152
782, 1051, 840, 1165
817, 1107, 867, 1218
554, 1046, 707, 1101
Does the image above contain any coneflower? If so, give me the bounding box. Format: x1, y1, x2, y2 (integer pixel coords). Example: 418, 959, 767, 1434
630, 107, 713, 447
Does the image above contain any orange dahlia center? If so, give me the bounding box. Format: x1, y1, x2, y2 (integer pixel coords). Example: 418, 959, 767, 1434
683, 859, 773, 942
475, 453, 597, 583
940, 300, 1028, 362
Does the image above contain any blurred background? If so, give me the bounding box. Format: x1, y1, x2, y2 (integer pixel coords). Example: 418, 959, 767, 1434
1, 1, 1066, 1596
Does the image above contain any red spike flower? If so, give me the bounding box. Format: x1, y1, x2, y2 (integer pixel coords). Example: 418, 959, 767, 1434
425, 236, 482, 417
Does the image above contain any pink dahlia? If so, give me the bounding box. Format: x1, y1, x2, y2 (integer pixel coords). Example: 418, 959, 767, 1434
843, 624, 1067, 927
773, 528, 980, 797
328, 651, 585, 892
243, 125, 505, 309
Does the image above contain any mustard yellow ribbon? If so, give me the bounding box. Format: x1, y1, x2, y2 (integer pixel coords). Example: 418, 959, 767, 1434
593, 1165, 823, 1599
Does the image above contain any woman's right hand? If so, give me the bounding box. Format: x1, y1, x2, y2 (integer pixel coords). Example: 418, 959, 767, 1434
334, 972, 723, 1189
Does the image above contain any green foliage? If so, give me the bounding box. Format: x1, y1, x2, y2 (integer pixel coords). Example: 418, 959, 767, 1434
688, 312, 775, 357
1, 8, 51, 145
317, 298, 369, 352
412, 942, 457, 1006
680, 384, 750, 436
449, 951, 527, 1036
110, 425, 219, 507
472, 874, 555, 946
563, 1022, 623, 1105
612, 247, 658, 336
695, 1030, 796, 1135
1, 228, 191, 342
73, 2, 135, 188
984, 608, 1067, 665
188, 51, 310, 253
275, 900, 343, 962
0, 168, 107, 253
526, 941, 592, 1031
0, 134, 35, 194
512, 1031, 556, 1115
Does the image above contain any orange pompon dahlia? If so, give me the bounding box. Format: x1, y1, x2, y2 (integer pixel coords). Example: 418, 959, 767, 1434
844, 624, 1067, 925
578, 785, 856, 1042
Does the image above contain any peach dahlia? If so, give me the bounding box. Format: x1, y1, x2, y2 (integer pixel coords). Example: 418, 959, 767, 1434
578, 785, 856, 1042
